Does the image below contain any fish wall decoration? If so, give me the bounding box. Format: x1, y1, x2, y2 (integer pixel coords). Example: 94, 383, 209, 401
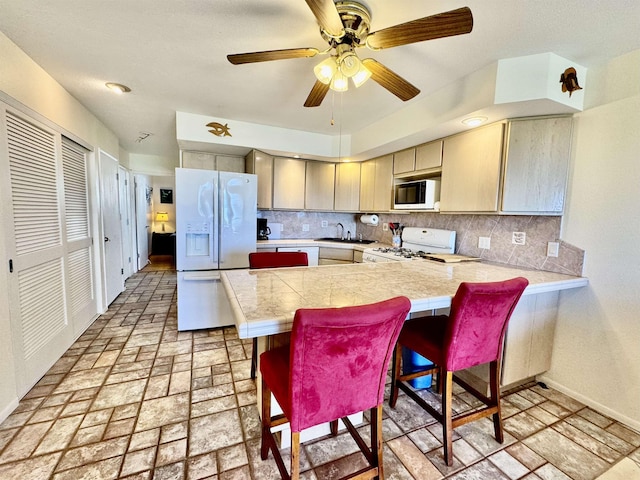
559, 67, 582, 97
206, 122, 232, 137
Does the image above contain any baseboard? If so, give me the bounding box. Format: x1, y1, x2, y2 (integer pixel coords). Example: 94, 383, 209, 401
537, 375, 640, 433
0, 397, 19, 425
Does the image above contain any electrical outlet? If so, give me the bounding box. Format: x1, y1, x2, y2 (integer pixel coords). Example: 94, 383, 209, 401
321, 220, 328, 228
302, 224, 309, 232
478, 236, 491, 249
382, 223, 389, 231
512, 232, 526, 245
547, 241, 559, 257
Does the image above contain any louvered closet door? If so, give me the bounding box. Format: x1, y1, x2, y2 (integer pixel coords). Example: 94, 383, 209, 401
1, 106, 96, 395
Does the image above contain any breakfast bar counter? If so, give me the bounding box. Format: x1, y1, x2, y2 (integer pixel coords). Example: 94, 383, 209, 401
220, 260, 587, 339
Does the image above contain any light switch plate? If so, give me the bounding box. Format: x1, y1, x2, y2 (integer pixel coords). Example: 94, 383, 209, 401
321, 220, 328, 228
302, 224, 309, 232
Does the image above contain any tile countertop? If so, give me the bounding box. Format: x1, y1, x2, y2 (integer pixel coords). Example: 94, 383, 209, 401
220, 260, 588, 339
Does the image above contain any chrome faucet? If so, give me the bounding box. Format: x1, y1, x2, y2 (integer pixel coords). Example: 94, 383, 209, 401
337, 223, 344, 240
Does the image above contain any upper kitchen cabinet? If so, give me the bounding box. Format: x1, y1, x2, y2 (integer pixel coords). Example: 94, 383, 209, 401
360, 154, 393, 212
334, 162, 360, 212
501, 116, 572, 214
415, 140, 443, 171
393, 148, 416, 175
440, 122, 505, 213
305, 161, 335, 211
183, 151, 245, 172
273, 157, 306, 209
245, 150, 273, 209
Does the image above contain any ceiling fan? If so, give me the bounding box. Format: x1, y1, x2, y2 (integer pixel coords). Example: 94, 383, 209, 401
227, 0, 473, 107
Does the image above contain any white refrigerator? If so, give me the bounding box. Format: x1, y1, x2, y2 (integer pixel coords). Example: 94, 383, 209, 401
175, 168, 257, 330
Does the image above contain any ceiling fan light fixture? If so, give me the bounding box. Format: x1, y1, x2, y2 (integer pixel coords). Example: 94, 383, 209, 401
313, 57, 338, 85
338, 51, 361, 78
351, 63, 372, 88
330, 71, 349, 92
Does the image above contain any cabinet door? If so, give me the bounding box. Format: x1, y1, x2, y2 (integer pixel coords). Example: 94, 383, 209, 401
334, 162, 360, 211
246, 150, 273, 209
415, 140, 443, 171
359, 159, 375, 211
501, 117, 572, 213
393, 148, 415, 174
216, 155, 245, 173
373, 154, 393, 211
440, 122, 504, 212
182, 151, 215, 170
305, 161, 335, 210
273, 157, 306, 209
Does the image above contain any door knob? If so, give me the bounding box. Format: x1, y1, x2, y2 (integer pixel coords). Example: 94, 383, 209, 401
104, 236, 110, 242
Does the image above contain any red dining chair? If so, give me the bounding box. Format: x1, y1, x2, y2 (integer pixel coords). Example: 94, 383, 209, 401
260, 296, 412, 480
390, 277, 529, 466
248, 251, 309, 380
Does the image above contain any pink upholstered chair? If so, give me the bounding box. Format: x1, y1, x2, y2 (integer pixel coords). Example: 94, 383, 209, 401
260, 296, 412, 480
248, 251, 309, 380
390, 277, 529, 466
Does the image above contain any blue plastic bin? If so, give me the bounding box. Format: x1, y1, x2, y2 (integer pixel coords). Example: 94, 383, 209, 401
402, 347, 433, 389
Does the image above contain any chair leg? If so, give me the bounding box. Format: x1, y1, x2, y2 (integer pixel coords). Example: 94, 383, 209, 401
489, 360, 504, 443
260, 377, 271, 460
250, 337, 258, 380
390, 344, 402, 408
371, 405, 383, 480
442, 371, 454, 466
290, 431, 300, 480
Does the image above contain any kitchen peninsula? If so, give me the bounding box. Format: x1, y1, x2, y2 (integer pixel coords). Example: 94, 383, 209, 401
221, 260, 586, 385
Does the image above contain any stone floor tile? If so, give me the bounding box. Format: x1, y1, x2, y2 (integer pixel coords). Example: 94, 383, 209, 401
489, 449, 530, 479
189, 410, 244, 456
136, 393, 190, 432
387, 435, 443, 480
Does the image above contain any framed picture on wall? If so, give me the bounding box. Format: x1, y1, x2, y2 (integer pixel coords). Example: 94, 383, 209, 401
160, 188, 173, 204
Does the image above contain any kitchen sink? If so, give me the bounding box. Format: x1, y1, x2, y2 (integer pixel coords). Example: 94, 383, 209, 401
315, 237, 376, 244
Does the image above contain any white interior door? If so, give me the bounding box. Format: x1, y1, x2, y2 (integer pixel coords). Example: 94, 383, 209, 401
0, 105, 97, 394
118, 166, 133, 279
99, 150, 123, 306
134, 175, 151, 270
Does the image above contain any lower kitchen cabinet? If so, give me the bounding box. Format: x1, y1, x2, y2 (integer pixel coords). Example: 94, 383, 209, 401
455, 291, 560, 391
318, 247, 353, 265
277, 246, 319, 266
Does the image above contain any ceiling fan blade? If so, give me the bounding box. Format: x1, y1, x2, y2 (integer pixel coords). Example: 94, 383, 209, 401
304, 80, 330, 107
304, 0, 344, 37
366, 7, 473, 50
227, 48, 319, 65
361, 58, 420, 101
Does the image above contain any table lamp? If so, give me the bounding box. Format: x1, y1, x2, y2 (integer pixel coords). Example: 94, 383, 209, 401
155, 212, 169, 232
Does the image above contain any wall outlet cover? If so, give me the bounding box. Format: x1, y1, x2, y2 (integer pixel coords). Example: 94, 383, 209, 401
321, 220, 328, 228
478, 236, 491, 249
547, 241, 560, 257
382, 223, 389, 231
302, 224, 309, 232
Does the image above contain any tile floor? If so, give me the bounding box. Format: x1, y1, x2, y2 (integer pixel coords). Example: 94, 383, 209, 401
1, 260, 639, 480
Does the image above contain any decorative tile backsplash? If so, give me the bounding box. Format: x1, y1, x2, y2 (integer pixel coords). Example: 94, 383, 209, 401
258, 210, 585, 276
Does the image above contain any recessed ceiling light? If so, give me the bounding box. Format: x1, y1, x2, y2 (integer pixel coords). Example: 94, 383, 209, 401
462, 116, 487, 127
105, 82, 131, 94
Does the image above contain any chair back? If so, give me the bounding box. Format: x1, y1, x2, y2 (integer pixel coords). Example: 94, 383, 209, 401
288, 296, 411, 432
444, 277, 528, 371
249, 251, 308, 269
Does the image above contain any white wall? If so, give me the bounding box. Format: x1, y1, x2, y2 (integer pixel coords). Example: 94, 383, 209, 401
542, 49, 640, 429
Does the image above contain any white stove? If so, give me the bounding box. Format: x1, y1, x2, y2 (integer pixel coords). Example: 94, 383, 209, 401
362, 227, 456, 263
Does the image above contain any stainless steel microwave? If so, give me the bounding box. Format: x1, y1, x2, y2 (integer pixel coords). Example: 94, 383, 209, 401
394, 179, 441, 210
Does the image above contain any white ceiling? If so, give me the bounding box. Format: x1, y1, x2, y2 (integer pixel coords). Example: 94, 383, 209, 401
1, 0, 639, 161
